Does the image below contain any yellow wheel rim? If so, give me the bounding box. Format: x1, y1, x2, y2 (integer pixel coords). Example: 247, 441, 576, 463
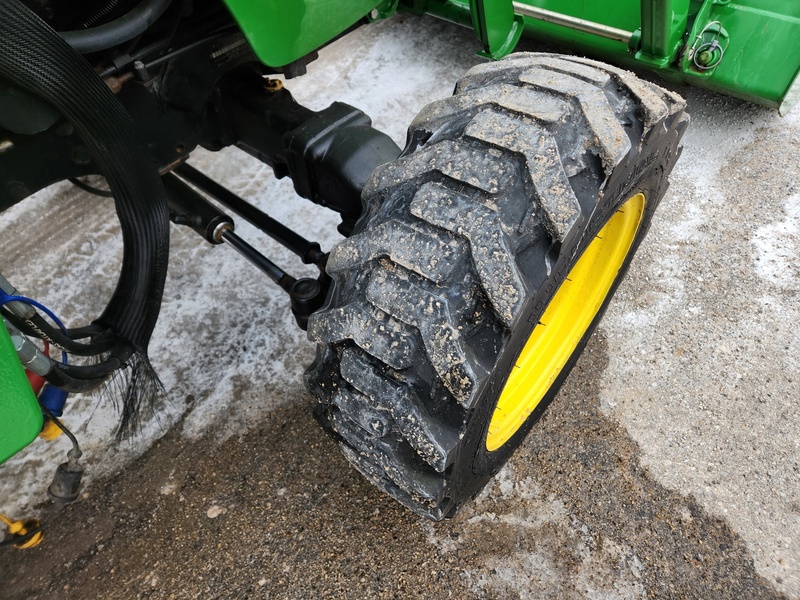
486, 193, 645, 451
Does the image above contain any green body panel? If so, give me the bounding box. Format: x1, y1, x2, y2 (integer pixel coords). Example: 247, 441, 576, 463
422, 0, 647, 66
638, 0, 690, 66
469, 0, 524, 59
411, 0, 800, 110
221, 0, 385, 67
684, 1, 800, 108
0, 324, 41, 465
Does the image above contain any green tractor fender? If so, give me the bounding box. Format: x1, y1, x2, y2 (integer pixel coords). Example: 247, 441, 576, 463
222, 0, 388, 68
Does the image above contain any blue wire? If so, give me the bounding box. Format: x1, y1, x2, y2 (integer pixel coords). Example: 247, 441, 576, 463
0, 291, 68, 365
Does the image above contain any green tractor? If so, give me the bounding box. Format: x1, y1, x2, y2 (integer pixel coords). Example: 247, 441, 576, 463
0, 0, 797, 540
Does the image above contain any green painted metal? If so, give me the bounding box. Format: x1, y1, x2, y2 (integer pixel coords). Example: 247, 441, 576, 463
637, 0, 690, 67
470, 0, 524, 59
221, 0, 387, 67
412, 0, 800, 111
675, 0, 800, 110
218, 0, 797, 110
0, 323, 41, 465
781, 69, 800, 116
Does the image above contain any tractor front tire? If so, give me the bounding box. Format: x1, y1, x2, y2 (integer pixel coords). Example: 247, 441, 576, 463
306, 53, 688, 519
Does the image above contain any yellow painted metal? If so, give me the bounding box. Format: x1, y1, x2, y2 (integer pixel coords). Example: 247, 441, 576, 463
38, 418, 63, 441
0, 513, 43, 549
486, 193, 645, 451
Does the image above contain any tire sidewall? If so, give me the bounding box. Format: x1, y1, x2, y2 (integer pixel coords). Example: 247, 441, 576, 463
450, 116, 680, 507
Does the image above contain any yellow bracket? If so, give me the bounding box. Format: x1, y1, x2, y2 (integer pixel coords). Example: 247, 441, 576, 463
1, 512, 44, 549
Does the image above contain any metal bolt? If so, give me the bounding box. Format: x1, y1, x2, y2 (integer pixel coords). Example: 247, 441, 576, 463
697, 50, 714, 65
55, 122, 74, 137
5, 181, 28, 202
70, 145, 92, 165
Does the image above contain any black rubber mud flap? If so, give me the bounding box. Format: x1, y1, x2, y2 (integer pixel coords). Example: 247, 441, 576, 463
306, 53, 689, 519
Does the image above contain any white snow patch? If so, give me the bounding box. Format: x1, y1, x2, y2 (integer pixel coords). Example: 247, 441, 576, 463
751, 193, 800, 288
575, 539, 646, 600
472, 550, 561, 599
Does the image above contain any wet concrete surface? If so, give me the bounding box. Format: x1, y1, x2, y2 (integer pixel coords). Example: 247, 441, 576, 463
0, 335, 783, 599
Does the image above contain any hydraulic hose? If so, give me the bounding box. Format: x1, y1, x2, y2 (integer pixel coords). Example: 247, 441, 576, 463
59, 0, 174, 54
2, 309, 116, 356
46, 352, 131, 393
0, 1, 170, 433
0, 274, 113, 355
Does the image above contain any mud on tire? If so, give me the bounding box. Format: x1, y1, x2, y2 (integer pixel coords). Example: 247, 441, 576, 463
305, 53, 688, 519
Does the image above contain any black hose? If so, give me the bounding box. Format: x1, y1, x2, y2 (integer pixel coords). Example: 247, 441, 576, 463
81, 0, 125, 29
60, 0, 174, 54
43, 367, 109, 393
68, 324, 107, 340
45, 350, 132, 392
1, 309, 116, 356
69, 176, 114, 198
0, 1, 170, 432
